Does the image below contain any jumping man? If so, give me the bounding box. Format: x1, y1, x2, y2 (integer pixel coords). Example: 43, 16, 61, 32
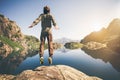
29, 6, 59, 64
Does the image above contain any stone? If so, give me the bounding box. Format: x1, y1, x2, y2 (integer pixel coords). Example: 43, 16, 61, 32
15, 65, 102, 80
0, 74, 15, 80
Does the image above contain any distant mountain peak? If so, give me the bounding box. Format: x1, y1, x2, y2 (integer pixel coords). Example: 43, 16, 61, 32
107, 18, 120, 35
108, 18, 120, 27
54, 37, 79, 44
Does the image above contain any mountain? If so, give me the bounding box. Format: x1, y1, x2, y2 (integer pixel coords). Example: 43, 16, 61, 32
0, 14, 24, 40
107, 19, 120, 35
54, 37, 79, 44
0, 14, 40, 60
81, 18, 120, 53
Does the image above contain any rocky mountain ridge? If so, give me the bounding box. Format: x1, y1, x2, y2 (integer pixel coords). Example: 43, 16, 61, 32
81, 18, 120, 53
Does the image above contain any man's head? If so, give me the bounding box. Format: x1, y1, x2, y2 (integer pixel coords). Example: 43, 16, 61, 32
44, 6, 50, 14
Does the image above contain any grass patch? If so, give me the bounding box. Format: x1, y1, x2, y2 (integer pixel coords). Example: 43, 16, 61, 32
0, 35, 23, 51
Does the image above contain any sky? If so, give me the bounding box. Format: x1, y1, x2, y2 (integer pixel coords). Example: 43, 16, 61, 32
0, 0, 120, 40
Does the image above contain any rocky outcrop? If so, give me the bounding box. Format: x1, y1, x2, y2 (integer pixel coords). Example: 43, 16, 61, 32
0, 14, 40, 60
0, 14, 24, 41
64, 42, 83, 49
0, 65, 102, 80
81, 18, 120, 53
0, 74, 15, 80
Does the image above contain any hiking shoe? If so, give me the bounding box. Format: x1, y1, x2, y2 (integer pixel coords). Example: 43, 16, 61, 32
48, 57, 52, 65
40, 57, 44, 64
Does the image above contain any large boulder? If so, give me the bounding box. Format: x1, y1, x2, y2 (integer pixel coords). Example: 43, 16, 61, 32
0, 65, 102, 80
15, 65, 102, 80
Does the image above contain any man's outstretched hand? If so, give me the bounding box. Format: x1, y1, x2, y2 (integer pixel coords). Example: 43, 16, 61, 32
54, 26, 60, 30
28, 26, 33, 28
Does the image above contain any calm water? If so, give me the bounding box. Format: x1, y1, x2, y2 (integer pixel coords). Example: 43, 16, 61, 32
1, 48, 120, 80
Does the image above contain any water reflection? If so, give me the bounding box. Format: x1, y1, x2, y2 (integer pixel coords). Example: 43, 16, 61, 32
57, 47, 70, 53
81, 47, 120, 72
0, 51, 38, 74
14, 49, 120, 80
0, 48, 120, 80
0, 54, 24, 74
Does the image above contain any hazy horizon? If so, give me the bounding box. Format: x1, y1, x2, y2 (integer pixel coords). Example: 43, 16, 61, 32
0, 0, 120, 40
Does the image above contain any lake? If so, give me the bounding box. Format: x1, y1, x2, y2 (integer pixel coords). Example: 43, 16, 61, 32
0, 48, 120, 80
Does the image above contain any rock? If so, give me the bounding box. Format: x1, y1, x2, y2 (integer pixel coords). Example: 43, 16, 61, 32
0, 65, 102, 80
0, 14, 24, 40
15, 65, 102, 80
0, 74, 15, 80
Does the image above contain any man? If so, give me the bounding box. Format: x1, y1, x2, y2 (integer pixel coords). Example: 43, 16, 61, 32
29, 6, 59, 64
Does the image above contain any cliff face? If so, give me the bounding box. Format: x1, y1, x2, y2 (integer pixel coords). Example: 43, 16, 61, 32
0, 65, 102, 80
81, 18, 120, 53
81, 28, 108, 43
0, 14, 40, 60
107, 19, 120, 36
0, 14, 24, 41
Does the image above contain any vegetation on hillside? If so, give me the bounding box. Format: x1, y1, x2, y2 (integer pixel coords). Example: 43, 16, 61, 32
64, 42, 83, 49
25, 35, 40, 51
0, 35, 23, 51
